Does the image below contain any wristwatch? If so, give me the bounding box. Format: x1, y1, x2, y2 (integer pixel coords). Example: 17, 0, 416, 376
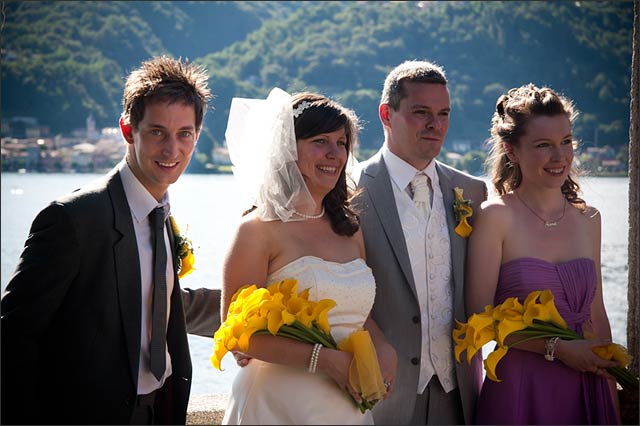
544, 336, 560, 361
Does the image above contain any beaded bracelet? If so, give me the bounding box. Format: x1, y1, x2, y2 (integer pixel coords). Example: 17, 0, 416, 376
308, 343, 322, 373
544, 336, 560, 361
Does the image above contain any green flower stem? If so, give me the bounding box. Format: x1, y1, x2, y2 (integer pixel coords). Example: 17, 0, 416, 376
291, 320, 336, 349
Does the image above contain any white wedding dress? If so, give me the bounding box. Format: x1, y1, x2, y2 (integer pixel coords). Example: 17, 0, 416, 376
222, 255, 376, 425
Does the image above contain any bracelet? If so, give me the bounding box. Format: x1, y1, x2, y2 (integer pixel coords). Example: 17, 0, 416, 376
544, 336, 560, 361
308, 343, 322, 373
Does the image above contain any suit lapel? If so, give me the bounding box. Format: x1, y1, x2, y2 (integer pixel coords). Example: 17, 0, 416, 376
362, 153, 418, 299
108, 171, 142, 384
436, 162, 466, 319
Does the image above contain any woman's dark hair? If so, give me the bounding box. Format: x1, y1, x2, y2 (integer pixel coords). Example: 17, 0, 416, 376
292, 92, 361, 236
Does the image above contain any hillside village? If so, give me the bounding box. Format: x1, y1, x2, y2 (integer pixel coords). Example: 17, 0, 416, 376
1, 114, 628, 176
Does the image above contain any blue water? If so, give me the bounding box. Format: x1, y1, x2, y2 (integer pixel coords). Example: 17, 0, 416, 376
1, 173, 630, 395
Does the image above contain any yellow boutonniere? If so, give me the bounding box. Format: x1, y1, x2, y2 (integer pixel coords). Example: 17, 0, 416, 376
453, 187, 473, 238
169, 215, 195, 279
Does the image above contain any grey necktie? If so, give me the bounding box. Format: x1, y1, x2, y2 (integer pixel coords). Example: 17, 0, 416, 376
149, 207, 167, 382
410, 173, 431, 219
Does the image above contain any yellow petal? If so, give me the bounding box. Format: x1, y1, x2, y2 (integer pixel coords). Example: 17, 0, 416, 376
279, 279, 299, 303
484, 346, 509, 382
466, 342, 482, 364
177, 250, 195, 279
539, 290, 568, 329
231, 284, 257, 304
454, 217, 473, 238
496, 317, 527, 346
295, 305, 315, 328
593, 343, 632, 367
523, 290, 568, 329
312, 299, 337, 334
454, 340, 468, 363
238, 327, 260, 352
523, 291, 542, 309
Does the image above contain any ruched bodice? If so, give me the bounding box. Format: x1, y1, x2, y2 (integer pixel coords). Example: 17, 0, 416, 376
495, 257, 596, 333
268, 256, 376, 343
476, 257, 618, 425
223, 256, 376, 425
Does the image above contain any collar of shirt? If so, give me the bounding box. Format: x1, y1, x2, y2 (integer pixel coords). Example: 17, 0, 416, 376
118, 160, 171, 223
381, 144, 439, 194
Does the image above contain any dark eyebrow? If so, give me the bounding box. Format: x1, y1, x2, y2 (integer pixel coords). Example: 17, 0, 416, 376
146, 123, 196, 131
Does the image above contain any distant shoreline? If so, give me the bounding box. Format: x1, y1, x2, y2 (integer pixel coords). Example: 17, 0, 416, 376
0, 169, 628, 178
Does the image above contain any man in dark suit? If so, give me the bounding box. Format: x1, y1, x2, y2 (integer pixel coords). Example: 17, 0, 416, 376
1, 56, 221, 425
355, 60, 487, 424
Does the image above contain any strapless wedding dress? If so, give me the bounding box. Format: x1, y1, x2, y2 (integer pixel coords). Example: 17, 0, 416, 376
222, 256, 376, 425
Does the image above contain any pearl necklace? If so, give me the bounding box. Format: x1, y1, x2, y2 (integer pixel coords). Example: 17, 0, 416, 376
292, 206, 325, 220
515, 191, 567, 228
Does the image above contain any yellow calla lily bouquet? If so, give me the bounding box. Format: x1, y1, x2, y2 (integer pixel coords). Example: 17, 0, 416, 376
453, 289, 638, 390
212, 279, 386, 413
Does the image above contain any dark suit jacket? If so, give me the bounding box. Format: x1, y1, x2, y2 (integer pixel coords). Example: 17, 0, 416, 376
355, 151, 487, 425
1, 167, 221, 425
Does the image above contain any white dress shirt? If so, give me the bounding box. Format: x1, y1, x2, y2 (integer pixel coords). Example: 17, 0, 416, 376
118, 161, 174, 395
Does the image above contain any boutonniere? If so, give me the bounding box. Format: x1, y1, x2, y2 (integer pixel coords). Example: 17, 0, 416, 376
169, 215, 195, 279
453, 187, 473, 238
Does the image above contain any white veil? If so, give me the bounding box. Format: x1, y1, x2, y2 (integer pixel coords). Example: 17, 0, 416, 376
225, 87, 317, 222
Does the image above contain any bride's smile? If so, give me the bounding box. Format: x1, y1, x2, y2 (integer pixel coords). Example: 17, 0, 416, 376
296, 128, 347, 196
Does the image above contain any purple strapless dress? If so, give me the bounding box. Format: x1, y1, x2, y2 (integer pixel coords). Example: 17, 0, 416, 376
475, 257, 619, 425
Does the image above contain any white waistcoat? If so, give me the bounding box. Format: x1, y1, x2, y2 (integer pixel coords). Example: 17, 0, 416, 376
397, 177, 457, 394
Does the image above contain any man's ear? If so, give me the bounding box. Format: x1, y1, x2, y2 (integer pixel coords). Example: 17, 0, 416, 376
119, 117, 134, 144
379, 104, 391, 125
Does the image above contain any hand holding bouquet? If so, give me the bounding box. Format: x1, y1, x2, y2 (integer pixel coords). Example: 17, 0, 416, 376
453, 289, 638, 390
212, 279, 387, 412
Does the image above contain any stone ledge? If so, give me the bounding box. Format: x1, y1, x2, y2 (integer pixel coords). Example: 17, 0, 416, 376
187, 393, 228, 425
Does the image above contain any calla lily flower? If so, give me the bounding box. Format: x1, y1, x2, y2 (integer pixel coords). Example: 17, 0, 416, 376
523, 289, 567, 329
592, 343, 632, 367
452, 288, 638, 389
454, 217, 473, 238
484, 346, 508, 382
312, 299, 336, 334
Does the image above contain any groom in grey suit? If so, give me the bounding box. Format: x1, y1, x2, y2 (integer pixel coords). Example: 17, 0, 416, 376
355, 60, 487, 424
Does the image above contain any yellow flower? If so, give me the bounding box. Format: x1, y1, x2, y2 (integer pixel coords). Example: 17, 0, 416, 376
522, 289, 567, 329
492, 298, 526, 346
484, 346, 508, 382
211, 279, 387, 411
453, 187, 473, 238
312, 299, 336, 334
592, 343, 632, 367
169, 215, 195, 279
453, 289, 638, 390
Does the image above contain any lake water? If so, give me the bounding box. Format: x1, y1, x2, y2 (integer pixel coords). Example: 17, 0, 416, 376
1, 172, 630, 396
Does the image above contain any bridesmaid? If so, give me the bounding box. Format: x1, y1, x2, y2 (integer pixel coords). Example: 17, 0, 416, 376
465, 83, 620, 424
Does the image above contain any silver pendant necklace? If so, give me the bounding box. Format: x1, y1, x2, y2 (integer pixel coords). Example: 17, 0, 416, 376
292, 206, 325, 220
515, 191, 567, 228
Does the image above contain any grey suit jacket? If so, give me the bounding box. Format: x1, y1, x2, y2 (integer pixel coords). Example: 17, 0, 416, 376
354, 150, 487, 425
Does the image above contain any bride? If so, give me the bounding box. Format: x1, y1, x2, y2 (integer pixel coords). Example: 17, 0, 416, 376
220, 88, 397, 425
